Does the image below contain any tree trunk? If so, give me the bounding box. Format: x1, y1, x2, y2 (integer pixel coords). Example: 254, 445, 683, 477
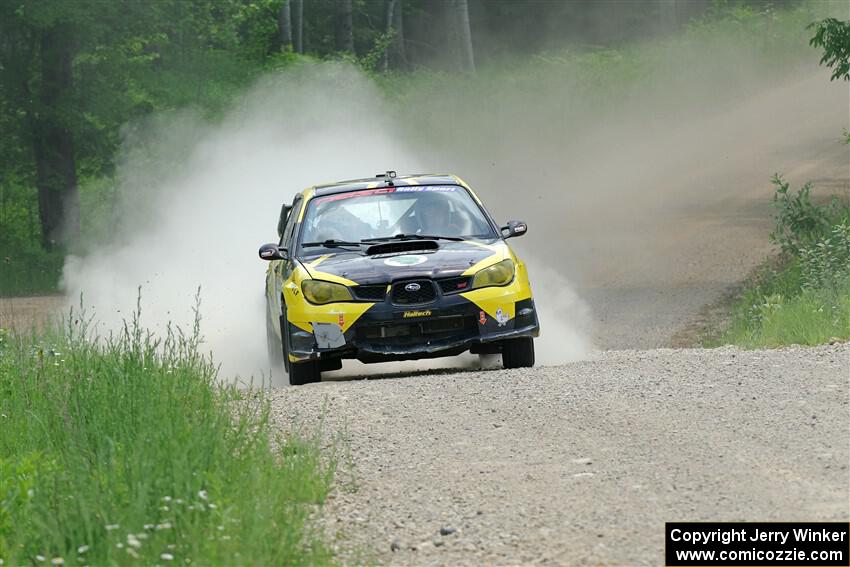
381, 0, 407, 71
335, 0, 354, 54
454, 0, 474, 73
277, 0, 293, 52
391, 0, 407, 69
658, 0, 678, 33
32, 25, 78, 250
293, 0, 303, 53
380, 0, 396, 72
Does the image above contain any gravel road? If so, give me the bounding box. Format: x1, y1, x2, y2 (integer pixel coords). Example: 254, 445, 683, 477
271, 344, 849, 566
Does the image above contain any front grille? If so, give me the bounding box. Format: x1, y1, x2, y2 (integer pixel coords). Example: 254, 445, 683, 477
437, 276, 472, 294
352, 284, 387, 301
391, 279, 436, 305
356, 315, 470, 342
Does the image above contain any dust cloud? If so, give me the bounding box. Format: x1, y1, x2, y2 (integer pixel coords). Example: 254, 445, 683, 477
62, 62, 591, 383
63, 12, 849, 381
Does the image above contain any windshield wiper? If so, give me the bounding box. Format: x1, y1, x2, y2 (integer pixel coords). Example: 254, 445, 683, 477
301, 239, 363, 248
362, 233, 465, 243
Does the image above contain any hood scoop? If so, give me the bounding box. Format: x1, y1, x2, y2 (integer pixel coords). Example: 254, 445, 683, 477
365, 240, 439, 256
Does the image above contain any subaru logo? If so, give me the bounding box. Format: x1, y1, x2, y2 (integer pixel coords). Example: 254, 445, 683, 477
405, 282, 421, 292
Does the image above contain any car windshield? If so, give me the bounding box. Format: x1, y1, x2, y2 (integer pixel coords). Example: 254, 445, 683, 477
298, 185, 496, 251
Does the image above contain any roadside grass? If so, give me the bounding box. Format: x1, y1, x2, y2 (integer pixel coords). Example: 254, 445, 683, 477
710, 177, 850, 348
0, 307, 335, 566
713, 263, 850, 348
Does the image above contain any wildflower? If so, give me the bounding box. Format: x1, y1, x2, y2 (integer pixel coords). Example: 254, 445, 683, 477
143, 524, 154, 530
155, 522, 172, 530
77, 546, 89, 554
197, 490, 208, 500
136, 533, 149, 540
161, 496, 172, 502
174, 499, 184, 504
116, 543, 124, 549
159, 505, 169, 512
208, 503, 217, 509
167, 544, 176, 550
50, 558, 64, 566
127, 535, 142, 549
217, 525, 224, 531
161, 553, 174, 561
35, 556, 45, 562
126, 548, 139, 559
105, 524, 120, 531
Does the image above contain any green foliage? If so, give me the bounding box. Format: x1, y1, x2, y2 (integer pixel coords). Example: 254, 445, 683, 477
798, 222, 850, 289
0, 183, 64, 296
715, 177, 850, 348
0, 308, 335, 565
808, 17, 850, 81
769, 174, 845, 256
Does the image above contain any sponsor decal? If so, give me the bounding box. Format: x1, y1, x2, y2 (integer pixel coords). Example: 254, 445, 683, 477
457, 281, 468, 290
384, 254, 428, 267
403, 310, 432, 318
395, 186, 457, 193
479, 310, 487, 325
404, 282, 421, 292
312, 187, 396, 205
495, 307, 511, 327
260, 249, 275, 258
338, 313, 344, 328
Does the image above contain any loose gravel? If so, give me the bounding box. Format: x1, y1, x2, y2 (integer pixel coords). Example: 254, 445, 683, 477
270, 343, 849, 566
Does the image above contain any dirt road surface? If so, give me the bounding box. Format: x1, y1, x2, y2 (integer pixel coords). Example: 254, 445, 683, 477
272, 344, 848, 565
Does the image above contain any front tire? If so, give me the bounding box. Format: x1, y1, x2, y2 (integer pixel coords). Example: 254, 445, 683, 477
280, 307, 321, 385
502, 337, 535, 369
266, 309, 283, 366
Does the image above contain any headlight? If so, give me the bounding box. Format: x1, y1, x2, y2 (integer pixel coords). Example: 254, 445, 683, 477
471, 259, 515, 289
302, 279, 353, 304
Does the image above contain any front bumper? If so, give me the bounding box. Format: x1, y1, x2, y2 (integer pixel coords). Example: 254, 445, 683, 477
287, 294, 540, 364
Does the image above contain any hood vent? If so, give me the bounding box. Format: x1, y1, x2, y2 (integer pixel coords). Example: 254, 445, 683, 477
365, 240, 439, 256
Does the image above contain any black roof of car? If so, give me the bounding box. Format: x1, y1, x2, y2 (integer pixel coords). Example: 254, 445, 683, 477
312, 174, 462, 197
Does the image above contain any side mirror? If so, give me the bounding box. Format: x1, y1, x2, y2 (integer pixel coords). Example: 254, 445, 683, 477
501, 220, 528, 239
277, 204, 293, 239
258, 243, 288, 261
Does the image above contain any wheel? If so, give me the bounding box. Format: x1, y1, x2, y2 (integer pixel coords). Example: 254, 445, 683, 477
279, 314, 290, 373
280, 306, 321, 385
502, 337, 535, 369
266, 308, 283, 366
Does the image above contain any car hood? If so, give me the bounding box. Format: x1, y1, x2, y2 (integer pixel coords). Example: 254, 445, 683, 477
299, 240, 508, 285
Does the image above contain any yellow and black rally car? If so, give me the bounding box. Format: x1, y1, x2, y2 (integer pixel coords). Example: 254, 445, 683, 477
259, 172, 539, 385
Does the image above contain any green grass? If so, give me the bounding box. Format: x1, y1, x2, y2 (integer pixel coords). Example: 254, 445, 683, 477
714, 263, 850, 348
0, 308, 336, 566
